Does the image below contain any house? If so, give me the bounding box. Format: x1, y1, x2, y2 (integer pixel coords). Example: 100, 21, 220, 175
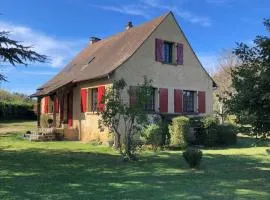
31, 12, 216, 142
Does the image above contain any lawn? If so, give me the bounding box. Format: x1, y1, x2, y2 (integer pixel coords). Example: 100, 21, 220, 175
0, 121, 269, 200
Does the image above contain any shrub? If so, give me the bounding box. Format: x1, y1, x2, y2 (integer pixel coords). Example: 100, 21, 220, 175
0, 101, 36, 120
159, 121, 169, 146
201, 116, 218, 129
216, 124, 237, 145
169, 116, 190, 149
183, 147, 203, 168
203, 125, 219, 147
142, 124, 163, 150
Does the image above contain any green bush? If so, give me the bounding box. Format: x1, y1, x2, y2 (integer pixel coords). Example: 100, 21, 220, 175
216, 124, 237, 145
169, 116, 190, 149
142, 124, 163, 149
203, 125, 219, 147
0, 101, 36, 120
192, 116, 237, 147
183, 147, 203, 168
201, 116, 218, 129
159, 121, 169, 146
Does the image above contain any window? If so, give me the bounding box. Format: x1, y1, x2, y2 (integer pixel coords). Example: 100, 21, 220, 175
183, 90, 195, 113
91, 88, 98, 112
163, 42, 173, 63
87, 88, 98, 112
130, 86, 155, 112
143, 88, 155, 111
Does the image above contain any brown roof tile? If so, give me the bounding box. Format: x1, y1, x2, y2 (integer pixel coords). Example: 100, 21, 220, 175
32, 12, 170, 97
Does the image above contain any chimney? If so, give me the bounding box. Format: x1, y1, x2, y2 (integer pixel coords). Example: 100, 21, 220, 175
125, 21, 133, 30
89, 37, 101, 44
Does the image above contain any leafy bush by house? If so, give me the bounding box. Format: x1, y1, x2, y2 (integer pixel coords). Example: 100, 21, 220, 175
169, 116, 190, 149
201, 116, 219, 129
191, 116, 237, 147
141, 124, 163, 150
183, 147, 203, 168
159, 121, 169, 146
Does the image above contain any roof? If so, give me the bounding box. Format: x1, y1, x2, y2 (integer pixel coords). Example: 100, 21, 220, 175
32, 12, 170, 97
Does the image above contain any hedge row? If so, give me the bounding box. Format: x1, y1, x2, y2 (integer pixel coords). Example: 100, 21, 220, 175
0, 101, 36, 120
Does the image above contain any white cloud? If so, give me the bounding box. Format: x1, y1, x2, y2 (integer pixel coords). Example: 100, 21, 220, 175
143, 0, 212, 27
94, 5, 150, 19
93, 0, 211, 27
0, 21, 86, 68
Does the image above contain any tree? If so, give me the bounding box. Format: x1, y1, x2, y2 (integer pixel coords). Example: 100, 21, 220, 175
212, 50, 240, 124
228, 19, 270, 138
0, 31, 47, 81
99, 77, 153, 161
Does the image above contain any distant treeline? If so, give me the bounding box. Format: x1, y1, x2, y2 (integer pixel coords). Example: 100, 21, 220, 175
0, 89, 37, 120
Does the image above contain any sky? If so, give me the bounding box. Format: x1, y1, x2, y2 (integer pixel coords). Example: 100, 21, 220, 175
0, 0, 269, 95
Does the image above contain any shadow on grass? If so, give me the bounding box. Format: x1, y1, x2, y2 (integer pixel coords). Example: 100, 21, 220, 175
0, 147, 269, 200
0, 119, 36, 124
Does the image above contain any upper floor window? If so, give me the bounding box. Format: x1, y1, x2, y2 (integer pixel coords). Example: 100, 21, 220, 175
164, 42, 173, 63
155, 38, 183, 65
183, 90, 196, 113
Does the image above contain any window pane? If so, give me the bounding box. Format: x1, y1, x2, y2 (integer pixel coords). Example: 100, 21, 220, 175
143, 88, 155, 111
183, 91, 195, 112
130, 87, 155, 111
91, 88, 98, 112
164, 42, 173, 63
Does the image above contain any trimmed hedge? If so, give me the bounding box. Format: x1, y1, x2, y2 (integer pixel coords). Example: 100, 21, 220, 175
0, 101, 36, 120
183, 147, 203, 168
169, 116, 190, 149
192, 116, 237, 147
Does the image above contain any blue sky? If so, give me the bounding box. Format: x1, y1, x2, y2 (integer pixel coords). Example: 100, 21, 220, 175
0, 0, 269, 94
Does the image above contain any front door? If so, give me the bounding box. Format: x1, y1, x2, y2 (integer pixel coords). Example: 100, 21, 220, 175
67, 92, 73, 127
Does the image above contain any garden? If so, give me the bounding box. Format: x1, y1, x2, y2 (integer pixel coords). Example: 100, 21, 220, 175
0, 120, 269, 200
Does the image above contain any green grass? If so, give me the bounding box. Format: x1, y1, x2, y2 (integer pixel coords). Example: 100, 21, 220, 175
0, 120, 269, 200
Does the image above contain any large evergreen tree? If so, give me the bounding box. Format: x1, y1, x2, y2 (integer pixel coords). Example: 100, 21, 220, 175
0, 31, 47, 81
228, 19, 270, 138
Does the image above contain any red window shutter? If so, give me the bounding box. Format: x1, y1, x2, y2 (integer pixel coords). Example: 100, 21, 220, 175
129, 86, 137, 106
44, 96, 49, 114
97, 86, 105, 111
174, 89, 183, 113
177, 43, 183, 65
198, 91, 206, 113
54, 97, 59, 113
80, 89, 87, 113
159, 88, 168, 113
155, 38, 164, 62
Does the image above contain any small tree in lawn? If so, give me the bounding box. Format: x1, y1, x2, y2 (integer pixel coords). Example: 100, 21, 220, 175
99, 77, 153, 161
